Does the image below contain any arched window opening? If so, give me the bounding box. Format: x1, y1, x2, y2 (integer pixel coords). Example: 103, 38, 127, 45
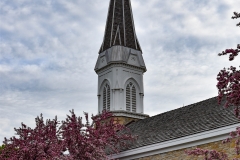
107, 85, 110, 111
126, 85, 131, 111
103, 87, 106, 111
103, 84, 110, 111
132, 85, 136, 112
126, 82, 137, 112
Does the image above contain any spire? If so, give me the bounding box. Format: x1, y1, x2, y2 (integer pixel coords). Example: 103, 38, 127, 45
99, 0, 142, 54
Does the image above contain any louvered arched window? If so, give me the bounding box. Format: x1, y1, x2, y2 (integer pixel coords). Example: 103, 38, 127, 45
126, 82, 136, 112
103, 84, 110, 111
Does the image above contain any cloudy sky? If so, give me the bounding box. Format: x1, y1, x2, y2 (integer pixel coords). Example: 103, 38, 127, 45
0, 0, 239, 142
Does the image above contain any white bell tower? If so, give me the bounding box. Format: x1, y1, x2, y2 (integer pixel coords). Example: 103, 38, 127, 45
95, 0, 149, 122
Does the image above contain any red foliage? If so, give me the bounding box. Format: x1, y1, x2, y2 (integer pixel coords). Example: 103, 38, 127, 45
0, 111, 135, 160
218, 45, 239, 61
0, 114, 65, 160
61, 110, 135, 160
216, 11, 240, 118
217, 66, 240, 117
217, 12, 240, 115
232, 12, 240, 27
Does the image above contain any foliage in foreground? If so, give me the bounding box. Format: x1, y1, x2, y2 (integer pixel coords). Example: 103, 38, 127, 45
0, 110, 135, 160
217, 12, 240, 117
186, 12, 240, 160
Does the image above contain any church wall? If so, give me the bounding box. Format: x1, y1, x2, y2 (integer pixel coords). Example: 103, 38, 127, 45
134, 138, 240, 160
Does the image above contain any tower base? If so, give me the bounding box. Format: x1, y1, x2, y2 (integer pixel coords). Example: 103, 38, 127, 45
111, 110, 149, 125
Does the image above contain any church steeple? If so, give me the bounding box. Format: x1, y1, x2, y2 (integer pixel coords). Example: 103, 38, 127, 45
95, 0, 149, 125
99, 0, 142, 53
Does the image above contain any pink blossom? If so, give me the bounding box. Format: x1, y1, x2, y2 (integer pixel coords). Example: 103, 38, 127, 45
0, 111, 135, 159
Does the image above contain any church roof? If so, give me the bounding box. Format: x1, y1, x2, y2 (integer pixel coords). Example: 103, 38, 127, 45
124, 97, 239, 150
99, 0, 142, 54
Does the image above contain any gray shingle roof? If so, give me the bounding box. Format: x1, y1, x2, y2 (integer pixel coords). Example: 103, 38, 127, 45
125, 97, 239, 150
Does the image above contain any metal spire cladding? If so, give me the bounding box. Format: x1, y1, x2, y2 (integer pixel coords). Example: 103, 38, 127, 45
99, 0, 142, 54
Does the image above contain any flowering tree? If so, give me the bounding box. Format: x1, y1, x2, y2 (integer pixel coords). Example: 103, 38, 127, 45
186, 12, 240, 160
61, 110, 135, 160
0, 110, 135, 160
0, 114, 65, 160
217, 12, 240, 116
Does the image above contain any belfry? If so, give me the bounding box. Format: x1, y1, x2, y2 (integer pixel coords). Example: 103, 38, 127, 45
95, 0, 149, 124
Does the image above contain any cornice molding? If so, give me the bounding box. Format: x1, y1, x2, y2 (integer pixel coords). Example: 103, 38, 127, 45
111, 110, 149, 119
95, 62, 146, 74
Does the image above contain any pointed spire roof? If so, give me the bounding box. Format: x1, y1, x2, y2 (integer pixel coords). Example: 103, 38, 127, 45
99, 0, 142, 54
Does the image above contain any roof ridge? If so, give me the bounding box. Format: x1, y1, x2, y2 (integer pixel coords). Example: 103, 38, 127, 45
149, 96, 218, 119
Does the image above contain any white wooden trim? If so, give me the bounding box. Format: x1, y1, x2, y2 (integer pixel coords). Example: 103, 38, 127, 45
110, 0, 116, 46
111, 123, 240, 160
